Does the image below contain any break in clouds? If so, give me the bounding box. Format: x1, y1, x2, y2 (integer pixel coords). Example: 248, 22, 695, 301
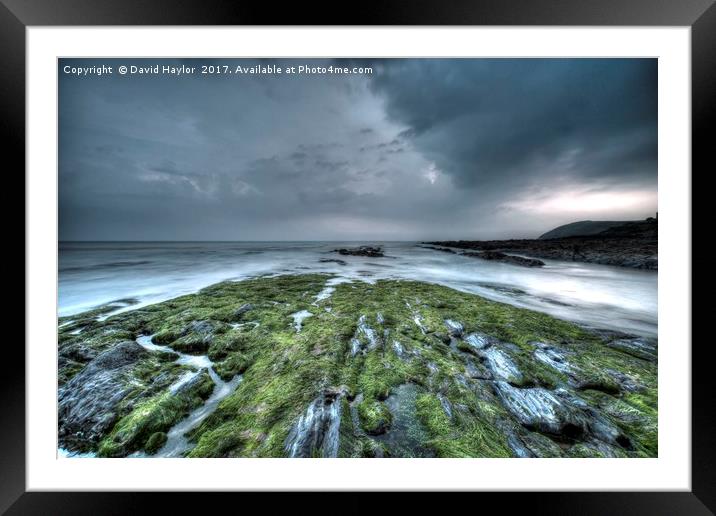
59, 58, 657, 241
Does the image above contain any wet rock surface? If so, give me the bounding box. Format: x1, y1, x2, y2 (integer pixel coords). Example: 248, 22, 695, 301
58, 274, 657, 458
58, 341, 148, 450
479, 347, 525, 385
493, 382, 589, 437
532, 342, 573, 373
285, 387, 345, 457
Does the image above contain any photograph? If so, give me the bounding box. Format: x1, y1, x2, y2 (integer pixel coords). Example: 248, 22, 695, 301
57, 57, 658, 459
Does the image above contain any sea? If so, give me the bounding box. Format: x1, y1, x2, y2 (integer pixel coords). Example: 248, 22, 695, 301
58, 241, 657, 338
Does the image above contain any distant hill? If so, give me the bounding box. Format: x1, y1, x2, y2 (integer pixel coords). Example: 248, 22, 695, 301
540, 220, 640, 240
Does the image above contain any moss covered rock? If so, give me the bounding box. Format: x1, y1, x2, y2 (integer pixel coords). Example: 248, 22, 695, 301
59, 273, 658, 458
358, 399, 392, 435
96, 371, 214, 457
145, 432, 168, 454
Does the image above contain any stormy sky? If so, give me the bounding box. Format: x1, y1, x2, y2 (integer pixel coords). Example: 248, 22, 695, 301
59, 58, 657, 241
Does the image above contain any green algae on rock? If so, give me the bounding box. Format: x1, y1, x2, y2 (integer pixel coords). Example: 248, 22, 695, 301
58, 273, 657, 458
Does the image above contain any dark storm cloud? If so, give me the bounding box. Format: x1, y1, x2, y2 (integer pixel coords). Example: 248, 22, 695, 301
59, 58, 657, 241
366, 58, 657, 189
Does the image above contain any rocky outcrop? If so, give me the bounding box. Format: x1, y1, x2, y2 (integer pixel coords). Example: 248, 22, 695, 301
424, 218, 657, 269
457, 331, 524, 384
493, 382, 589, 437
58, 340, 147, 450
532, 342, 573, 373
425, 247, 545, 267
333, 246, 384, 257
479, 347, 525, 385
58, 274, 657, 458
463, 250, 545, 267
284, 387, 346, 458
492, 380, 628, 448
418, 245, 456, 254
155, 319, 229, 353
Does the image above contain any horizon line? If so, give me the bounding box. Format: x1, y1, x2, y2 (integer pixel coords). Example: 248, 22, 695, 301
58, 239, 436, 243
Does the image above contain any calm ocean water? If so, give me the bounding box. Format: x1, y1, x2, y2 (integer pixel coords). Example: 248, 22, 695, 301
58, 241, 657, 337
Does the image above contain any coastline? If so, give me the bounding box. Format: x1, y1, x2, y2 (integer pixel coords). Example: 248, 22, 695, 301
58, 241, 658, 338
424, 220, 658, 270
58, 273, 657, 459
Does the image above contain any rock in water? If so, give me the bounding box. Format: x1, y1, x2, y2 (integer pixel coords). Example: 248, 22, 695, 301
462, 250, 545, 267
58, 340, 147, 450
318, 258, 348, 266
418, 245, 456, 254
333, 246, 384, 257
284, 388, 345, 458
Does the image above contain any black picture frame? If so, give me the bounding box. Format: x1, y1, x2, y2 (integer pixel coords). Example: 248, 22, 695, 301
5, 0, 713, 513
